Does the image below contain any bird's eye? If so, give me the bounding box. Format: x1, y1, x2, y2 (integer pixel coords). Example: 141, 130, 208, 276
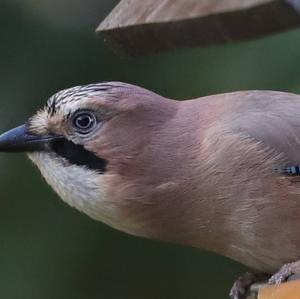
72, 112, 97, 134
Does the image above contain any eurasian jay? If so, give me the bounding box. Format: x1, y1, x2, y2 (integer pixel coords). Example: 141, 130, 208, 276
0, 82, 299, 298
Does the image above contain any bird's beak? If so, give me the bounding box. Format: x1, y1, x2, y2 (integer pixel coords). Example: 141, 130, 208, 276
0, 124, 63, 152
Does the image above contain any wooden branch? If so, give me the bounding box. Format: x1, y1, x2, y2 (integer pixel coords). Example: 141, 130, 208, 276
244, 276, 300, 299
257, 279, 300, 299
96, 0, 300, 56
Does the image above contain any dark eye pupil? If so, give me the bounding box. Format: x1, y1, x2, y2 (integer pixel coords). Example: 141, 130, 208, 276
76, 115, 92, 128
73, 113, 96, 133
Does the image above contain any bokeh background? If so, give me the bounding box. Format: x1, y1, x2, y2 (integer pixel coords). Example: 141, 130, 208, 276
1, 1, 300, 298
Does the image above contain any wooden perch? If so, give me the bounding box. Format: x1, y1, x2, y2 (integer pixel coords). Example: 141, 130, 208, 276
96, 0, 300, 56
247, 277, 300, 299
257, 279, 300, 299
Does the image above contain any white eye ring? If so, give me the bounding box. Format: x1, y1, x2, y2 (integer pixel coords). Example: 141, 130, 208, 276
72, 111, 97, 134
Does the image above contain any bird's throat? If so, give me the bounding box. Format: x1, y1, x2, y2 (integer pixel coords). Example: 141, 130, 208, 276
51, 138, 107, 173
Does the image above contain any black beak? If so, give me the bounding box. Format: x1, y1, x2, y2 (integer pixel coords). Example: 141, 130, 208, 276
0, 124, 63, 152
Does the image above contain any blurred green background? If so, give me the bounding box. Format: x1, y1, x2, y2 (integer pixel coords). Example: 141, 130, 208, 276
1, 1, 300, 298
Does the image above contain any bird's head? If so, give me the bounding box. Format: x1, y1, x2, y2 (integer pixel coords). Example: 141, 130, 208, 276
0, 82, 181, 237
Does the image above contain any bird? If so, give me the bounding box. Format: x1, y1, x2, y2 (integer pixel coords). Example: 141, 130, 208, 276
1, 81, 300, 298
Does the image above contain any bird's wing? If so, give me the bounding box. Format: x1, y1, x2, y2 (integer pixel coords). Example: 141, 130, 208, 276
224, 91, 300, 167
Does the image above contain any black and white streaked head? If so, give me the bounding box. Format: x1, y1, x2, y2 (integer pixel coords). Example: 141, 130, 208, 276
0, 82, 178, 238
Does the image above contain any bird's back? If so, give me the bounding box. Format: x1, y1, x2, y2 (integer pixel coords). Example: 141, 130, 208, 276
175, 90, 300, 272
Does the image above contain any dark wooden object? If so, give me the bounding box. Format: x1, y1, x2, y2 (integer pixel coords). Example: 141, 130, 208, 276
96, 0, 300, 56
